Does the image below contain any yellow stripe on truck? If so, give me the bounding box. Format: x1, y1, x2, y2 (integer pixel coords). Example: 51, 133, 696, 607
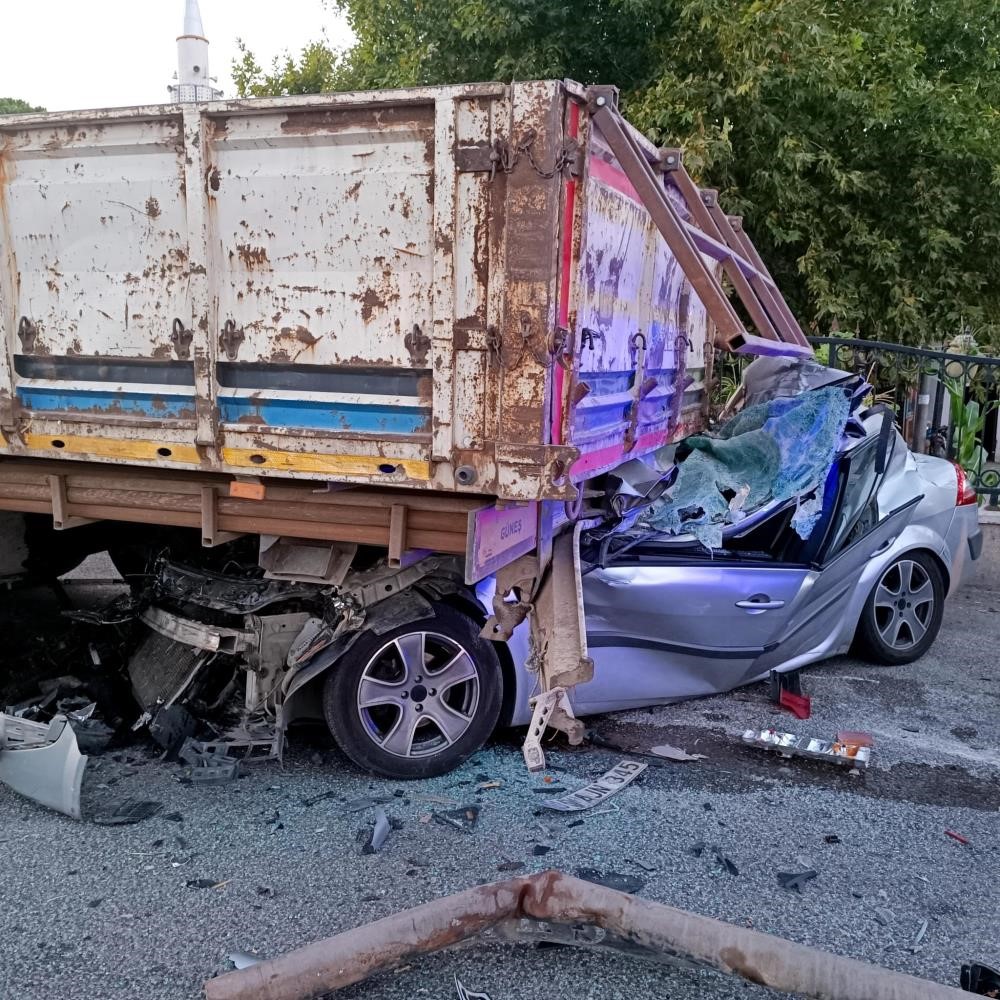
23, 434, 202, 465
220, 447, 431, 480
19, 434, 430, 481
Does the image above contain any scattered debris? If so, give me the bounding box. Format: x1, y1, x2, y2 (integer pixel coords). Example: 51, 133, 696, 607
93, 798, 163, 826
229, 952, 261, 970
911, 920, 928, 951
412, 793, 460, 806
874, 908, 894, 927
532, 845, 551, 857
743, 728, 871, 768
539, 759, 647, 812
362, 809, 392, 855
824, 835, 842, 844
187, 878, 224, 889
454, 974, 492, 1000
179, 738, 241, 784
945, 829, 970, 846
531, 785, 567, 793
497, 860, 525, 873
778, 869, 819, 893
149, 705, 198, 753
574, 869, 645, 894
690, 842, 739, 876
0, 713, 87, 819
477, 781, 502, 791
432, 805, 480, 832
650, 744, 707, 762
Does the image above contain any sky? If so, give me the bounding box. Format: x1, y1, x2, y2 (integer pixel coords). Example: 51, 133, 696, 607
0, 0, 355, 111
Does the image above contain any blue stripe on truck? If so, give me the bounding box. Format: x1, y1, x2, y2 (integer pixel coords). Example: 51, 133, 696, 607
218, 397, 430, 435
17, 387, 197, 418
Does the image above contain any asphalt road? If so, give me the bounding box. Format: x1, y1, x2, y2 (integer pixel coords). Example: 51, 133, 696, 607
1, 579, 998, 1000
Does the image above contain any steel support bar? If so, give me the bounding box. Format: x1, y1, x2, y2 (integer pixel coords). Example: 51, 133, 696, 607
585, 91, 750, 349
662, 163, 782, 343
704, 200, 809, 349
203, 869, 970, 1000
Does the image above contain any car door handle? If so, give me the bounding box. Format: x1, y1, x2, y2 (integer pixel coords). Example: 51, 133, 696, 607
735, 599, 786, 611
870, 536, 896, 558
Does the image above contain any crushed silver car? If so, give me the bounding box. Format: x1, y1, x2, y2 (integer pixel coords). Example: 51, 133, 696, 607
568, 358, 981, 714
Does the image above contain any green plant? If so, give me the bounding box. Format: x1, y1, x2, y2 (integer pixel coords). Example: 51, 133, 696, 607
944, 376, 997, 502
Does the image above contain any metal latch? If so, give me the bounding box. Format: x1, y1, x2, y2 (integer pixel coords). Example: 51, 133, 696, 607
171, 318, 193, 360
220, 319, 245, 361
17, 316, 38, 354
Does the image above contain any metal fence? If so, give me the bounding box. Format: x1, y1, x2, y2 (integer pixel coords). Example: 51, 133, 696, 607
713, 338, 1000, 502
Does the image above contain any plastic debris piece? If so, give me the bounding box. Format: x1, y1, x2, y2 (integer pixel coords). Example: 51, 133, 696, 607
93, 798, 163, 826
628, 858, 658, 873
230, 952, 261, 970
691, 842, 739, 876
477, 781, 502, 791
187, 878, 222, 889
912, 920, 928, 950
650, 744, 707, 762
743, 728, 871, 769
532, 845, 551, 857
574, 868, 645, 894
824, 835, 842, 844
432, 805, 479, 832
945, 829, 970, 846
301, 790, 338, 807
540, 759, 647, 812
836, 731, 874, 748
497, 860, 525, 872
362, 808, 392, 854
455, 974, 492, 1000
778, 689, 812, 720
778, 870, 818, 893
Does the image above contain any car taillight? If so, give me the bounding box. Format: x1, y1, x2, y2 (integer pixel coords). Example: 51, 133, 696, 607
954, 462, 978, 506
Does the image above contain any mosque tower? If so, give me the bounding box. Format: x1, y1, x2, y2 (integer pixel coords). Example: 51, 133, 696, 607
168, 0, 223, 102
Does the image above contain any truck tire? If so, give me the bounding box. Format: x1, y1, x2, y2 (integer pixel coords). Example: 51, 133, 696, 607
322, 602, 503, 779
853, 551, 944, 665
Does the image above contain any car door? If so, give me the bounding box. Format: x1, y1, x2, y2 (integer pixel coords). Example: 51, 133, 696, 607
749, 437, 922, 674
577, 547, 813, 711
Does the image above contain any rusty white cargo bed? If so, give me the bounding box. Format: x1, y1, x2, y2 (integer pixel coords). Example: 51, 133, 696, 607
0, 81, 805, 502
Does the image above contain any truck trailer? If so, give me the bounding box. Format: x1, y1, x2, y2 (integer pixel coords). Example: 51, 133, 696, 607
0, 80, 807, 780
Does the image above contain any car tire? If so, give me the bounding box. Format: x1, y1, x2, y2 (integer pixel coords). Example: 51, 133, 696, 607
854, 551, 945, 665
322, 602, 503, 779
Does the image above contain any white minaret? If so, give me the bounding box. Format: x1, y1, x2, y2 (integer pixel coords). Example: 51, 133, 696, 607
168, 0, 223, 102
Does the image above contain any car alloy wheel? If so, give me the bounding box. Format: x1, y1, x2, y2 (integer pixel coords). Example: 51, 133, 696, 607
872, 558, 935, 651
322, 602, 503, 778
355, 631, 480, 759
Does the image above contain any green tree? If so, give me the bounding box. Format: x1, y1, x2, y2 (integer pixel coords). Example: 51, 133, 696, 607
234, 0, 1000, 348
0, 97, 45, 115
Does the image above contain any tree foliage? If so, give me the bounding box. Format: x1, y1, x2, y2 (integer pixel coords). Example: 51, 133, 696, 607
0, 97, 45, 115
234, 0, 1000, 348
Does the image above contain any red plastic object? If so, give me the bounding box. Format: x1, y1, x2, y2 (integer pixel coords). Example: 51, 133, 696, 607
778, 689, 811, 720
944, 829, 970, 845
